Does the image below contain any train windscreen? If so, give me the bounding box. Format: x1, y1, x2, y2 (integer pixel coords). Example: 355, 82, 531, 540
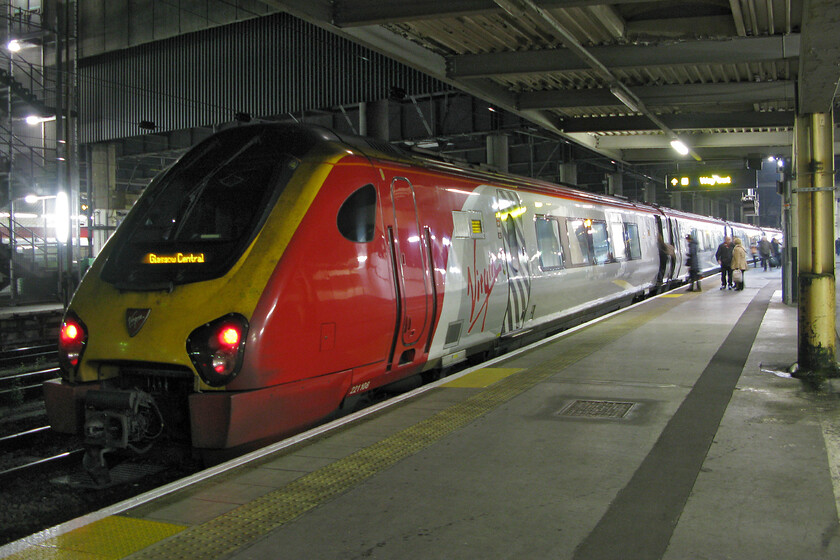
101, 125, 316, 289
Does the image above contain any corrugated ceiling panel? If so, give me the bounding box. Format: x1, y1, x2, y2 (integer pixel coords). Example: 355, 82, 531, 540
78, 12, 451, 144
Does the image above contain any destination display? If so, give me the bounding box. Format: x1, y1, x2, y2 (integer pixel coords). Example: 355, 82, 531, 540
665, 168, 756, 191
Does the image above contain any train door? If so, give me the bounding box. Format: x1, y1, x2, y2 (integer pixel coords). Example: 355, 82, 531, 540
668, 218, 683, 278
496, 189, 532, 333
387, 177, 432, 367
654, 215, 669, 284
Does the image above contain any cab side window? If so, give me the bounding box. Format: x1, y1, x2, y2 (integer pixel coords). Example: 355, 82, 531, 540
337, 184, 377, 242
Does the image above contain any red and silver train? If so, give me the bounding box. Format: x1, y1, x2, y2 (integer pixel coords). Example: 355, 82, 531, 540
44, 124, 780, 471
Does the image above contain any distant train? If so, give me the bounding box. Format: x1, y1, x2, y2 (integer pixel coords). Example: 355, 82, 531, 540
44, 124, 781, 477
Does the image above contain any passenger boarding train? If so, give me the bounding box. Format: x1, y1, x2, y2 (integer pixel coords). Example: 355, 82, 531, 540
44, 124, 781, 474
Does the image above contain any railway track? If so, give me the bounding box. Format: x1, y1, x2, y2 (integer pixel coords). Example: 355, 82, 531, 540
0, 344, 58, 372
0, 366, 60, 405
0, 426, 84, 483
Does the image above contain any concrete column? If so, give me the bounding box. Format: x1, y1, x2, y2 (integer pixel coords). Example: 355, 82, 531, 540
486, 134, 509, 173
795, 112, 836, 379
559, 163, 577, 185
643, 181, 656, 205
606, 173, 623, 197
670, 192, 682, 211
691, 193, 701, 214
365, 99, 391, 141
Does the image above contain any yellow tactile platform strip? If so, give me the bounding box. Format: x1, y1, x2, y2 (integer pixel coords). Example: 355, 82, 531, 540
4, 516, 185, 560
442, 367, 523, 388
14, 299, 679, 560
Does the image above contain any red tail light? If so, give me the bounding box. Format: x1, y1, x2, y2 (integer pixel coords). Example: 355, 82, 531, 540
187, 313, 249, 387
59, 311, 88, 375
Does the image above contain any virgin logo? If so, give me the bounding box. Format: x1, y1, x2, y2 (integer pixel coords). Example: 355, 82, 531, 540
466, 241, 504, 333
126, 308, 151, 337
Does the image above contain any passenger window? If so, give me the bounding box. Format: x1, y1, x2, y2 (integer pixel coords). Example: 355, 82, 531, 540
625, 223, 642, 260
590, 221, 612, 264
610, 222, 627, 261
535, 216, 564, 270
337, 184, 377, 242
566, 219, 593, 265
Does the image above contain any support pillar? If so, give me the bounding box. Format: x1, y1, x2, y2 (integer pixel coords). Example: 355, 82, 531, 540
795, 112, 836, 379
365, 100, 391, 142
670, 192, 682, 212
643, 181, 656, 205
486, 134, 509, 173
606, 173, 623, 197
559, 163, 577, 185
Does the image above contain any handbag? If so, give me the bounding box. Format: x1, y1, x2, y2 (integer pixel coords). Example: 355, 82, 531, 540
733, 269, 743, 283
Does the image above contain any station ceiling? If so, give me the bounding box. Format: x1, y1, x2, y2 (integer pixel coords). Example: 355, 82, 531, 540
265, 0, 839, 165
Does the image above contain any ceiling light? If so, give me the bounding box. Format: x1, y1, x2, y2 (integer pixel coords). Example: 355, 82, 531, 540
7, 39, 21, 52
670, 139, 689, 155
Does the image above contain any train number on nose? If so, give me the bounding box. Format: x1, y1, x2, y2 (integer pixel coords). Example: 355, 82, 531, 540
348, 381, 370, 395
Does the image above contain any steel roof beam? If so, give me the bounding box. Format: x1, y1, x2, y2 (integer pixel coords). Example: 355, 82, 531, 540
447, 34, 800, 78
519, 81, 796, 110
592, 131, 793, 150
561, 111, 795, 133
331, 0, 670, 27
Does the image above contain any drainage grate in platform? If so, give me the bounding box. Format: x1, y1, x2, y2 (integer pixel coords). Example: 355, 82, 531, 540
558, 399, 636, 419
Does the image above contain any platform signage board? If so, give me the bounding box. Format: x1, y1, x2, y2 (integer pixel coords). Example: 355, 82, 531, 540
665, 168, 756, 191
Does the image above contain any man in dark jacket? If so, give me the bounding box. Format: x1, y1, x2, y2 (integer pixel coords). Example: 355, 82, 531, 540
686, 234, 701, 292
758, 236, 772, 271
715, 236, 734, 290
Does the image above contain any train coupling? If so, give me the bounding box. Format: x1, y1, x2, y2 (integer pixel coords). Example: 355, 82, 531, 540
82, 389, 165, 486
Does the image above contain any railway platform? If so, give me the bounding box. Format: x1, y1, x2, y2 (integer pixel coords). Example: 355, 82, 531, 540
3, 267, 840, 559
0, 303, 64, 350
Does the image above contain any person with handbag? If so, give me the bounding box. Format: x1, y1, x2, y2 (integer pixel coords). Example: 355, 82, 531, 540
731, 237, 748, 290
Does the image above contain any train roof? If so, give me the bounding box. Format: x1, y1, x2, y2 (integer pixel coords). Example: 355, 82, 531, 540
219, 123, 781, 235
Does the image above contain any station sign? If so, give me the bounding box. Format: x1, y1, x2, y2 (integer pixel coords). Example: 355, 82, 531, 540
665, 168, 756, 191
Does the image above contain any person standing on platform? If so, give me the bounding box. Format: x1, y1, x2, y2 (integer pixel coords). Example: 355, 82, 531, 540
731, 237, 748, 291
686, 233, 701, 292
758, 236, 772, 271
771, 237, 781, 268
835, 237, 840, 257
715, 236, 734, 289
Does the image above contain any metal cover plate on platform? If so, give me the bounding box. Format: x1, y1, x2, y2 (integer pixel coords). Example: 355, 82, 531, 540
558, 399, 636, 419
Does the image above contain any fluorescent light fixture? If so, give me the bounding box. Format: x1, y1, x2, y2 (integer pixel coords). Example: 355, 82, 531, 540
670, 139, 689, 155
609, 84, 640, 113
25, 115, 56, 125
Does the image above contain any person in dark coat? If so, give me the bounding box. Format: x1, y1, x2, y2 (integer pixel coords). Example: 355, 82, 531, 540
715, 236, 734, 289
758, 236, 772, 271
770, 237, 781, 267
686, 234, 701, 292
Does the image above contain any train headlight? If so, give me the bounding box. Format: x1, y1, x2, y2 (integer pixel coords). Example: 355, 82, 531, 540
187, 313, 249, 387
59, 311, 88, 376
